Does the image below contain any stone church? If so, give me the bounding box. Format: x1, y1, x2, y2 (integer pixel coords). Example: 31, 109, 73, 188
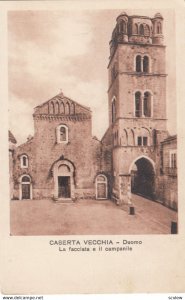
10, 12, 177, 210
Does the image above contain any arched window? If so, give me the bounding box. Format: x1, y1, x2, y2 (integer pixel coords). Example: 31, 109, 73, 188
139, 24, 144, 35
20, 175, 32, 200
57, 125, 69, 144
119, 20, 123, 33
134, 23, 138, 34
143, 92, 152, 117
112, 98, 116, 123
157, 22, 162, 34
96, 174, 108, 199
22, 175, 30, 183
135, 55, 150, 73
143, 56, 149, 73
20, 154, 28, 168
119, 20, 126, 33
144, 24, 150, 36
135, 92, 142, 117
136, 55, 142, 72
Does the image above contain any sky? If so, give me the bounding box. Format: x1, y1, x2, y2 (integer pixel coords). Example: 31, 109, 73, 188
8, 9, 176, 145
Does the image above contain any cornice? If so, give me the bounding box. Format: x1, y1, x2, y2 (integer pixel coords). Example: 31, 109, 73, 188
33, 113, 91, 122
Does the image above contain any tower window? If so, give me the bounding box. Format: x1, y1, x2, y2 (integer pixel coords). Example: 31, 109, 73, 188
20, 154, 28, 168
139, 24, 144, 35
135, 92, 142, 117
157, 22, 162, 34
112, 98, 116, 123
137, 136, 142, 146
143, 137, 148, 146
134, 23, 139, 34
57, 125, 69, 144
143, 56, 149, 73
137, 136, 148, 146
144, 25, 150, 36
143, 92, 151, 117
119, 20, 126, 33
135, 55, 150, 73
136, 55, 142, 72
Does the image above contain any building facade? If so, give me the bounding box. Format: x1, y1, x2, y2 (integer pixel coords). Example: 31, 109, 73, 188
158, 135, 177, 210
10, 12, 177, 210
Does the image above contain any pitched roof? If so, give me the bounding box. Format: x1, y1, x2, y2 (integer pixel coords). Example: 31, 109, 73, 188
34, 92, 91, 112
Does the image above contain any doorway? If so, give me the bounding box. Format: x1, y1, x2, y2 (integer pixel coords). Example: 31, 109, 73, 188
96, 175, 108, 199
58, 176, 71, 198
131, 157, 155, 199
20, 175, 32, 200
22, 184, 30, 199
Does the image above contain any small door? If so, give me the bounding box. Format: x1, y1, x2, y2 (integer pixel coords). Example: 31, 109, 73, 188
58, 176, 71, 198
96, 175, 107, 199
97, 182, 106, 199
22, 184, 30, 199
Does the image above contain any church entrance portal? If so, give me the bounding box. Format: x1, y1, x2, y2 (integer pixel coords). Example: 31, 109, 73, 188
131, 157, 155, 199
58, 176, 71, 198
52, 159, 75, 200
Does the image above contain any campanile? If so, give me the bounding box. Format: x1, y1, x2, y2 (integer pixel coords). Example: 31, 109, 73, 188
108, 12, 167, 204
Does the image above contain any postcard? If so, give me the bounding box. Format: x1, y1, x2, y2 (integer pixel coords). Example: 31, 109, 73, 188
0, 0, 185, 295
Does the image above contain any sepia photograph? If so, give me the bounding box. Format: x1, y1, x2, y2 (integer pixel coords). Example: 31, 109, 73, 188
8, 8, 178, 235
0, 0, 185, 296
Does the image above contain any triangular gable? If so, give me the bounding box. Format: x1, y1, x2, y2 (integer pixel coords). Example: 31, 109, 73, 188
34, 92, 91, 116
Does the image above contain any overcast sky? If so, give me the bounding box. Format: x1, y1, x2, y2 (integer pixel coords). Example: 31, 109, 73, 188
8, 9, 176, 145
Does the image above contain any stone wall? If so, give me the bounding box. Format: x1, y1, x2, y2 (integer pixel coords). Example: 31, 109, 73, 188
13, 102, 102, 200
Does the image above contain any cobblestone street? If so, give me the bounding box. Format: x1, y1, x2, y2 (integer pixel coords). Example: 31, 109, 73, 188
10, 194, 177, 235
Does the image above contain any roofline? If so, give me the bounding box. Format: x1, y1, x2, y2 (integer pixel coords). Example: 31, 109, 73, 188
161, 134, 177, 144
34, 92, 91, 112
101, 125, 112, 142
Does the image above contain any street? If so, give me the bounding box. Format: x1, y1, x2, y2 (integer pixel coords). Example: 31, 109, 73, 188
10, 194, 177, 235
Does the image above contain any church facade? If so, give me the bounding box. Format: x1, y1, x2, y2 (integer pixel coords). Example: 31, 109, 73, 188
10, 12, 178, 210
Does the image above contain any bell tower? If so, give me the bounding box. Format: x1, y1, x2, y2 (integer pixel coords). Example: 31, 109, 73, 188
108, 12, 167, 204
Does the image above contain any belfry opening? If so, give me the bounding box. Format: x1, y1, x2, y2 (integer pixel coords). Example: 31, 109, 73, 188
130, 157, 155, 200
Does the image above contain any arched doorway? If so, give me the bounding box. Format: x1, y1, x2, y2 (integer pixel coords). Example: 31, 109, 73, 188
19, 175, 32, 200
130, 157, 155, 199
96, 174, 108, 199
58, 164, 71, 198
52, 159, 75, 200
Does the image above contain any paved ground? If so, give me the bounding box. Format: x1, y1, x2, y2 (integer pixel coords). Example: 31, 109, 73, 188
10, 194, 177, 235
